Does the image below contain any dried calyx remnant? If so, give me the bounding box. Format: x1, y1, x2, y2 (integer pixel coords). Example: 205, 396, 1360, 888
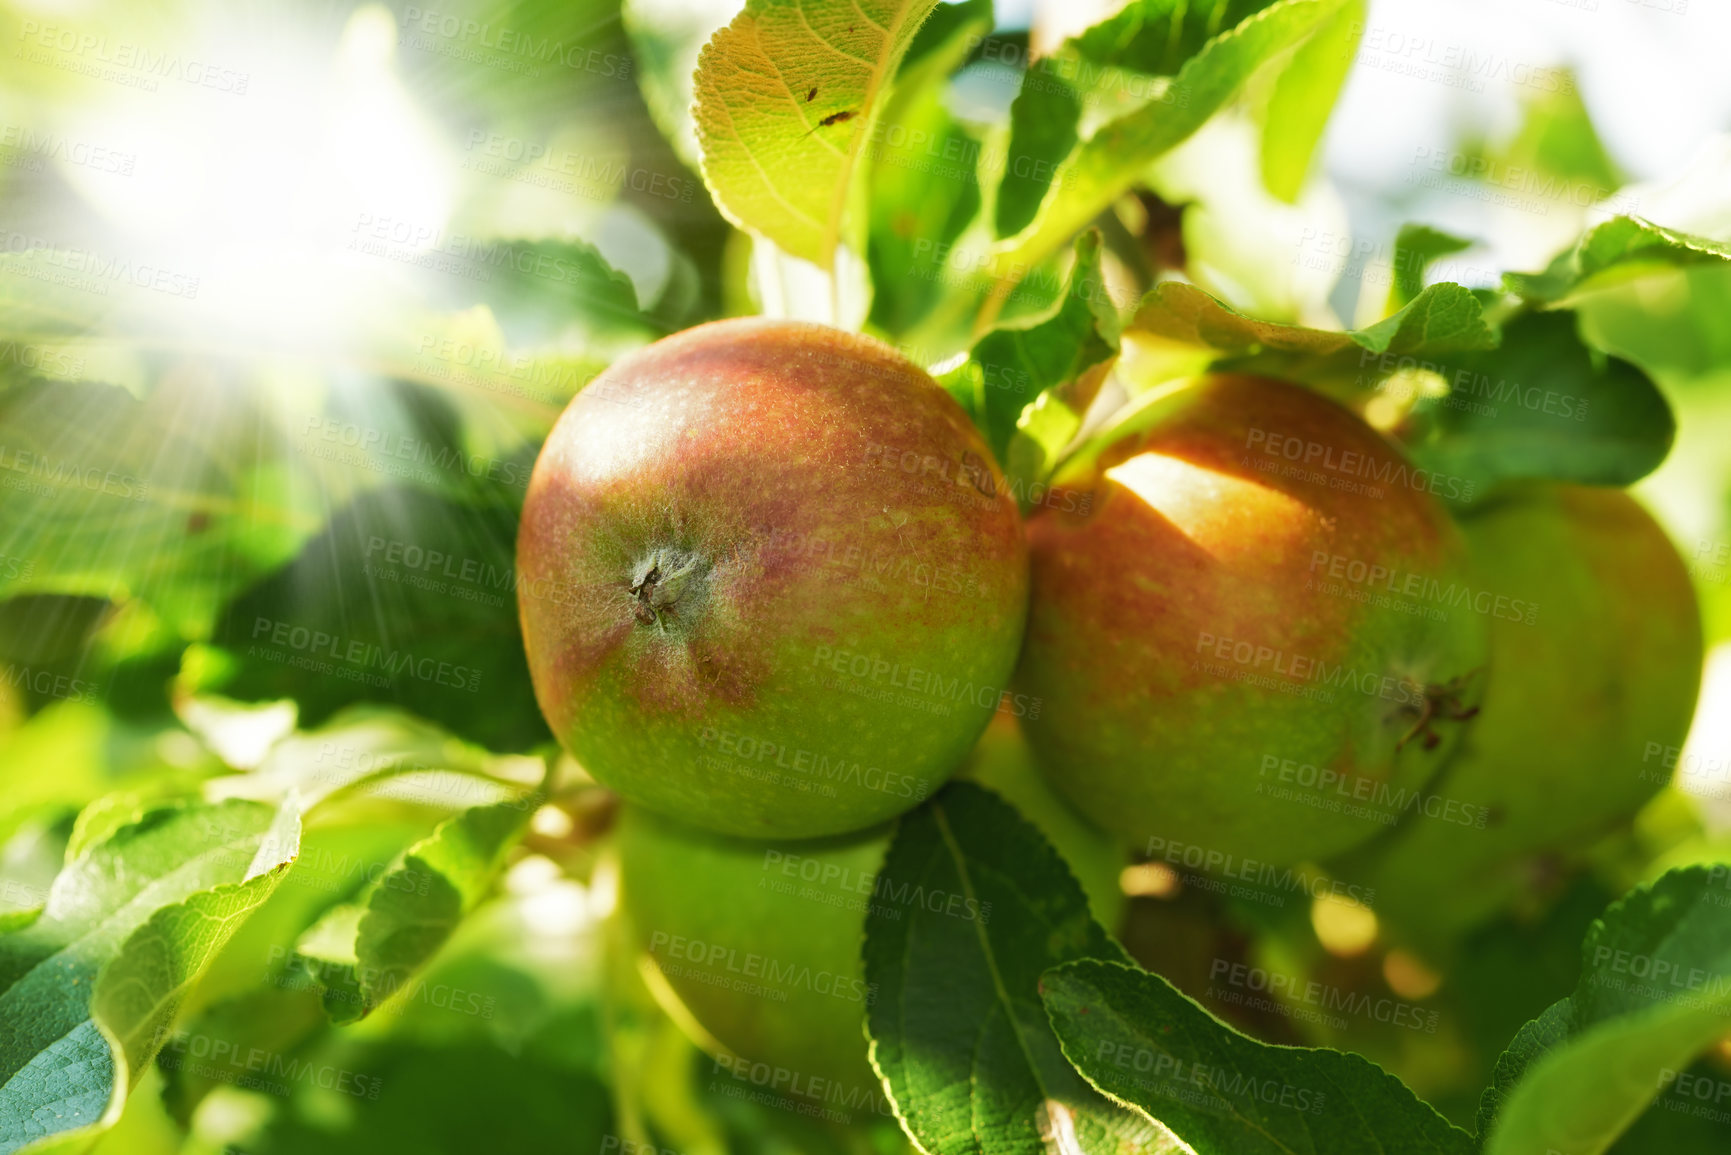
1395, 672, 1482, 751
630, 547, 709, 627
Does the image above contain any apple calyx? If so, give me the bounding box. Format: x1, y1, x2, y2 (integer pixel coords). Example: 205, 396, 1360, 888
1394, 671, 1482, 752
630, 547, 710, 629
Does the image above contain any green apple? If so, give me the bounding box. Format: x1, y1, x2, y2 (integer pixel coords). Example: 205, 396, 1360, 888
615, 730, 1125, 1090
1329, 484, 1703, 941
518, 318, 1029, 839
1014, 374, 1490, 865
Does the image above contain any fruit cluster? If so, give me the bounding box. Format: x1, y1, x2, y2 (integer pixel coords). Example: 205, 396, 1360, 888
518, 317, 1701, 1086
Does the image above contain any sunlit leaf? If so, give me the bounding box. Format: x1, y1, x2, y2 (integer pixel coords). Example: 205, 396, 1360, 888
0, 799, 299, 1152
1479, 867, 1731, 1155
694, 0, 942, 269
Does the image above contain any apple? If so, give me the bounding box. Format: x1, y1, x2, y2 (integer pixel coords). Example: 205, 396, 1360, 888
518, 318, 1029, 839
1014, 374, 1490, 865
1328, 484, 1703, 941
615, 727, 1126, 1091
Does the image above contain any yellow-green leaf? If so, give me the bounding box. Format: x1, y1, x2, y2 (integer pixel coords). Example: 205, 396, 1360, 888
694, 0, 941, 269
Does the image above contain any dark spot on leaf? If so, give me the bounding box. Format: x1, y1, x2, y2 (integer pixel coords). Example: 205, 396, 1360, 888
187, 511, 210, 535
819, 110, 856, 128
806, 86, 817, 102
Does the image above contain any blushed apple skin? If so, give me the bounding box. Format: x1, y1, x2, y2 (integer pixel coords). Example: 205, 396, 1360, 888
1014, 374, 1490, 865
1329, 484, 1703, 941
615, 727, 1126, 1091
518, 318, 1028, 839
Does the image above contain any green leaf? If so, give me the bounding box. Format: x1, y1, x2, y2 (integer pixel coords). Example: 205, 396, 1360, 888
866, 6, 989, 338
694, 0, 942, 270
1073, 0, 1277, 76
993, 0, 1350, 290
234, 1038, 613, 1155
296, 797, 534, 1025
155, 986, 325, 1127
0, 798, 299, 1153
941, 232, 1119, 506
198, 486, 545, 753
1258, 0, 1364, 202
1478, 867, 1731, 1155
1386, 224, 1473, 313
995, 75, 1082, 239
439, 238, 654, 347
1043, 959, 1475, 1154
862, 782, 1171, 1155
1500, 72, 1622, 195
1397, 309, 1674, 497
1506, 216, 1731, 305
246, 704, 514, 811
901, 0, 991, 73
1125, 279, 1494, 382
